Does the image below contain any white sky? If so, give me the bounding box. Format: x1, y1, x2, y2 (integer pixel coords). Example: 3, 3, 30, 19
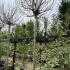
0, 0, 61, 20
0, 0, 61, 31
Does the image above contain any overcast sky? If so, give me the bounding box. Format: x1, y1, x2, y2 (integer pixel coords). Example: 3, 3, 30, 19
0, 0, 61, 19
0, 0, 61, 31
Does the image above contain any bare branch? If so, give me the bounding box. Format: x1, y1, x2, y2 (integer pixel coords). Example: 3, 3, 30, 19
9, 8, 17, 20
16, 0, 55, 18
0, 1, 20, 27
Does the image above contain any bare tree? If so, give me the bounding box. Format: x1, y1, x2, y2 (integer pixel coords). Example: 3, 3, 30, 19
16, 0, 55, 70
0, 3, 21, 33
0, 2, 22, 70
16, 0, 54, 31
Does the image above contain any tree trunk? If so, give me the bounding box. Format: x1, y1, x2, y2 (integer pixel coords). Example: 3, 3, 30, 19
6, 25, 11, 70
35, 16, 39, 36
61, 64, 65, 70
33, 16, 38, 70
12, 42, 17, 70
33, 21, 36, 70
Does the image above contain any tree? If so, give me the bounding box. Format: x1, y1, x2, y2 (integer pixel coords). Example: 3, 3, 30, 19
52, 1, 70, 69
59, 0, 70, 34
0, 2, 22, 70
16, 0, 55, 70
42, 17, 48, 45
26, 20, 34, 37
0, 2, 21, 34
15, 20, 34, 37
16, 0, 54, 33
15, 24, 26, 37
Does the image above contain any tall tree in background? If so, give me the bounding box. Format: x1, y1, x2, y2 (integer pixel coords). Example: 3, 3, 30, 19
26, 20, 34, 37
15, 24, 25, 36
58, 1, 70, 69
59, 0, 70, 34
15, 20, 34, 37
0, 3, 22, 34
43, 17, 48, 45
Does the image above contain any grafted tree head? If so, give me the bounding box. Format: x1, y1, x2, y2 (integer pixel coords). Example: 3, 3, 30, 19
7, 21, 13, 26
16, 0, 54, 17
0, 3, 21, 27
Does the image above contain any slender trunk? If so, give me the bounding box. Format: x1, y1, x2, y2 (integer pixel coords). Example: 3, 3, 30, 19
44, 27, 47, 45
12, 42, 17, 70
9, 25, 11, 34
33, 16, 38, 70
6, 25, 11, 70
61, 53, 65, 70
33, 21, 36, 70
40, 55, 42, 70
44, 18, 47, 45
40, 65, 42, 70
35, 16, 39, 36
61, 64, 65, 70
